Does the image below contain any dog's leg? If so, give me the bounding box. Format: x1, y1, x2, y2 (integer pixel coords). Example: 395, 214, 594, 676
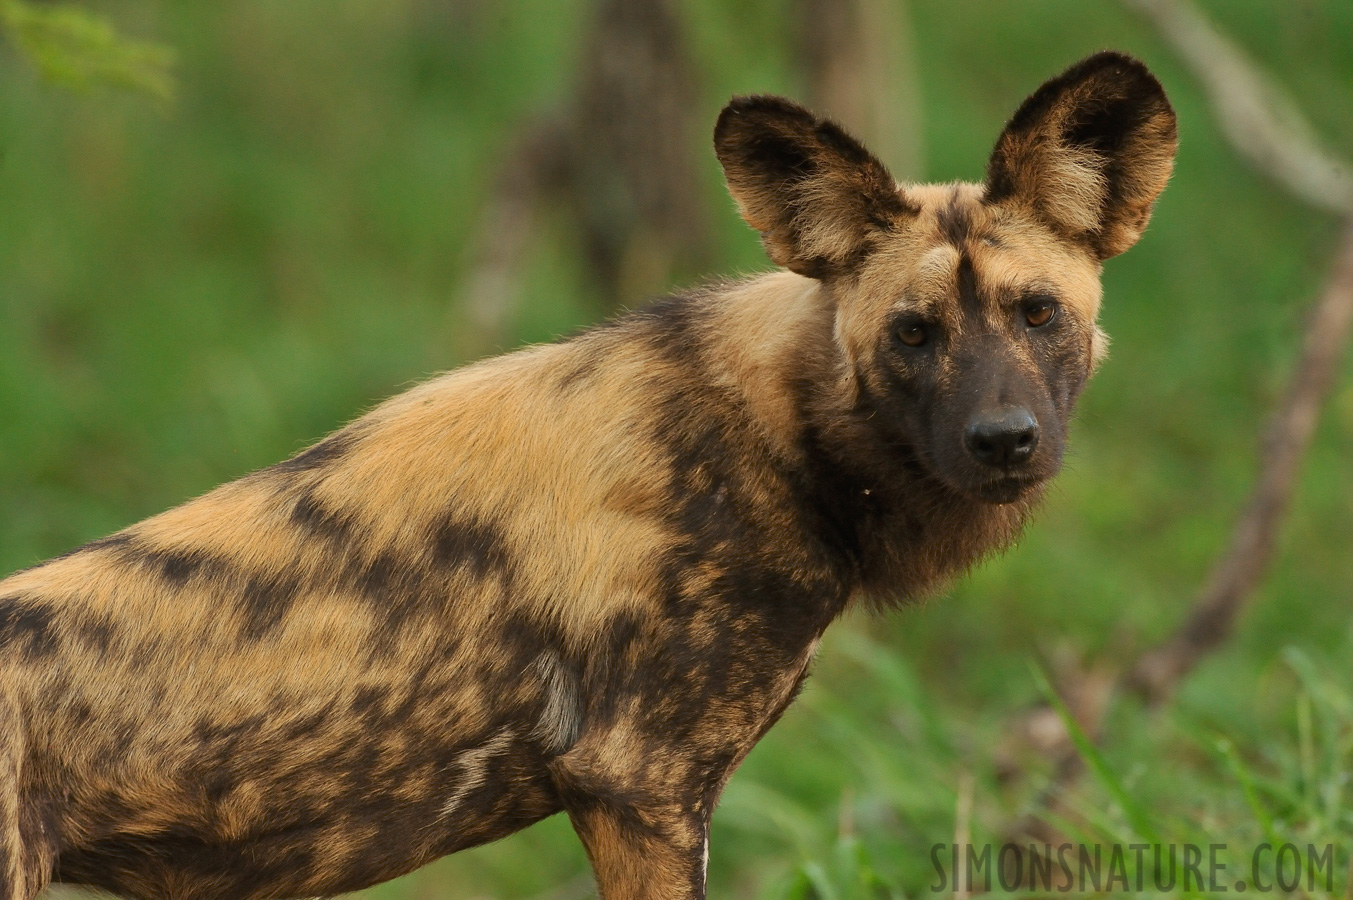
0, 691, 52, 900
564, 795, 709, 900
552, 748, 711, 900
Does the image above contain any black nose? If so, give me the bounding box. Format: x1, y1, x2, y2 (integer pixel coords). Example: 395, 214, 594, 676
965, 408, 1039, 468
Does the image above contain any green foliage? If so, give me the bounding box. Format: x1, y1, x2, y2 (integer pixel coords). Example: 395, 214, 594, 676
780, 837, 904, 900
0, 0, 173, 101
1032, 664, 1162, 846
715, 633, 1353, 899
1, 2, 1351, 898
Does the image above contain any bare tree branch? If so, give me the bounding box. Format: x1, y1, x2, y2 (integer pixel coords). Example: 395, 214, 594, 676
1007, 216, 1353, 843
1001, 0, 1353, 850
1119, 0, 1353, 703
1123, 0, 1353, 215
1130, 220, 1353, 705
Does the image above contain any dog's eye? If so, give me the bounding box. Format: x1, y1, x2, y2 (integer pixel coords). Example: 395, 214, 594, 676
896, 322, 929, 347
1025, 301, 1057, 328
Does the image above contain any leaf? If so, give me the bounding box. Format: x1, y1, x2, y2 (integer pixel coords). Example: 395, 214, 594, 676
0, 0, 174, 103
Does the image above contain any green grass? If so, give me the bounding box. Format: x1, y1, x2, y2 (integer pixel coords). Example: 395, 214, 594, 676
4, 1, 1353, 897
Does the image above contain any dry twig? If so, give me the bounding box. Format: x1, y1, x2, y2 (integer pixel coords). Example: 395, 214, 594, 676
1123, 0, 1353, 217
1001, 0, 1353, 847
1117, 0, 1353, 704
1130, 222, 1353, 705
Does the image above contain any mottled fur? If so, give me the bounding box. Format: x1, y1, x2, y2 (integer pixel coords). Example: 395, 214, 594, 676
0, 53, 1174, 899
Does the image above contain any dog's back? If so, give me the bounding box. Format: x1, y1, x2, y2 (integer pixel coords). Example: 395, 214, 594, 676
0, 274, 854, 898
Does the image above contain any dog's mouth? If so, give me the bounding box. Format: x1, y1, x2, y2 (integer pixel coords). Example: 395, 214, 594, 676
903, 439, 1050, 505
921, 455, 1047, 505
965, 472, 1044, 505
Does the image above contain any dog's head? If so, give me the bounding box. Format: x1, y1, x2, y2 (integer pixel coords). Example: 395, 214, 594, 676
715, 52, 1176, 503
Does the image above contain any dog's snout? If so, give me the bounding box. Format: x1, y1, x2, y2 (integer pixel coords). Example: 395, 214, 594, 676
964, 408, 1039, 468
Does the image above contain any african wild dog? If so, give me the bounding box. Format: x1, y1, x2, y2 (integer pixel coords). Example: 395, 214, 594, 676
0, 51, 1174, 899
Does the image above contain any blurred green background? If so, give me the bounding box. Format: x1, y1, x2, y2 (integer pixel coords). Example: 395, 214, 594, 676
3, 1, 1352, 897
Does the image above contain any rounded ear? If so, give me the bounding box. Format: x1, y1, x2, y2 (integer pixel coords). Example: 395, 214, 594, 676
714, 95, 914, 279
985, 52, 1178, 260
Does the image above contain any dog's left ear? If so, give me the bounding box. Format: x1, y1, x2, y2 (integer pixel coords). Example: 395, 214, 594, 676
986, 51, 1178, 260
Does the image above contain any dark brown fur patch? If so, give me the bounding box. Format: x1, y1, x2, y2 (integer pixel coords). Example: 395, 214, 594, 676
0, 599, 58, 661
938, 188, 973, 247
266, 430, 360, 476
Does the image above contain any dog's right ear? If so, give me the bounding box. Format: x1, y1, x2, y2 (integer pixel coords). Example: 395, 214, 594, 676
714, 96, 912, 280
